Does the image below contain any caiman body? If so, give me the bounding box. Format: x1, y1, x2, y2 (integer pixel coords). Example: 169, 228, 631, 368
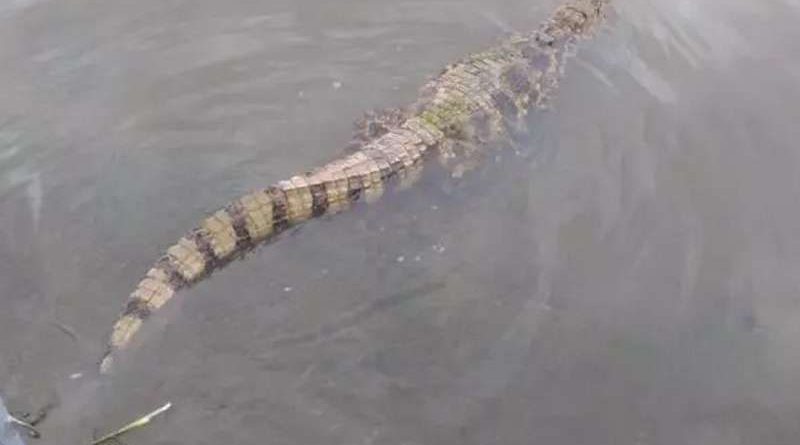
100, 0, 609, 373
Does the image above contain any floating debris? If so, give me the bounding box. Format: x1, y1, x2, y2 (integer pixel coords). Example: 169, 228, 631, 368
6, 418, 37, 440
331, 81, 342, 90
396, 256, 405, 263
51, 320, 79, 342
90, 402, 172, 445
1, 395, 32, 445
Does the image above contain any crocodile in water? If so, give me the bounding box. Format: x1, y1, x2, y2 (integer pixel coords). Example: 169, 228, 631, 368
100, 0, 609, 373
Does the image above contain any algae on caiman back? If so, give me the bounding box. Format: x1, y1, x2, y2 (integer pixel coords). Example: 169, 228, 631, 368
100, 0, 609, 373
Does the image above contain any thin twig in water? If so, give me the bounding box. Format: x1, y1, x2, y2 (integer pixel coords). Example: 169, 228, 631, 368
51, 320, 79, 342
8, 414, 41, 438
90, 402, 172, 445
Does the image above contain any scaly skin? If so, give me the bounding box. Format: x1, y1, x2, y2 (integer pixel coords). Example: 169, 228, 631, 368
100, 0, 609, 373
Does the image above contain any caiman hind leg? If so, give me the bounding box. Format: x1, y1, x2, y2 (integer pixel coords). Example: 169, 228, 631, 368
437, 113, 488, 179
436, 100, 521, 179
348, 107, 409, 150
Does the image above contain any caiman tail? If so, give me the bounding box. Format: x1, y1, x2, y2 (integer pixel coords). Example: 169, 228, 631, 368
99, 130, 435, 373
100, 0, 609, 373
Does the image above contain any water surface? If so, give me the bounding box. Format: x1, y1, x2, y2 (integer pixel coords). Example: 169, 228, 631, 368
2, 0, 800, 444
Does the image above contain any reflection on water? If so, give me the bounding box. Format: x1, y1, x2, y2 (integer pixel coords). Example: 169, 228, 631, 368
2, 0, 800, 444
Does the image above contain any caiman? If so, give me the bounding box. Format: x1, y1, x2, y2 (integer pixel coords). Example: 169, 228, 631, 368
100, 0, 610, 373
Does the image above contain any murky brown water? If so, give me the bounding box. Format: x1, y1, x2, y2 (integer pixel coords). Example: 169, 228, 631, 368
2, 0, 800, 444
